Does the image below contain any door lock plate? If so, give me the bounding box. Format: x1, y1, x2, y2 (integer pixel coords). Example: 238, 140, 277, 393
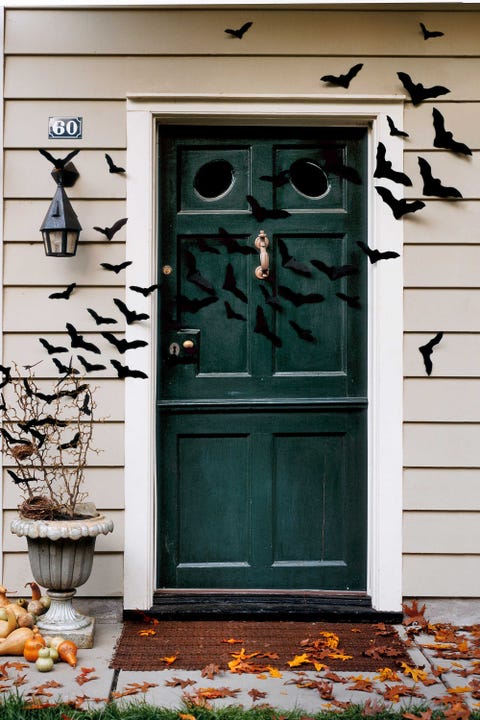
166, 329, 200, 366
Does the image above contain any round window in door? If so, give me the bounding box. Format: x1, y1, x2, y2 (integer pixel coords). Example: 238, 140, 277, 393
194, 159, 235, 201
289, 159, 330, 199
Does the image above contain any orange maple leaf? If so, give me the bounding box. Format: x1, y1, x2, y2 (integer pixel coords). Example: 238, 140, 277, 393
222, 638, 244, 644
400, 662, 430, 684
139, 629, 156, 637
402, 599, 428, 627
287, 653, 311, 668
159, 655, 177, 665
267, 666, 282, 678
375, 667, 400, 682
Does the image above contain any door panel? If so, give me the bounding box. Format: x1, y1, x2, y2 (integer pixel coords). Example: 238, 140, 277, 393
157, 126, 368, 592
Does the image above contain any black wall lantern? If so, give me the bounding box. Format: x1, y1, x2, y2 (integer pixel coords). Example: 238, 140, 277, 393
40, 157, 82, 257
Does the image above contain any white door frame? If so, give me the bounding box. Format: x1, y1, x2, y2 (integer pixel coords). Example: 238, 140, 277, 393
123, 93, 404, 612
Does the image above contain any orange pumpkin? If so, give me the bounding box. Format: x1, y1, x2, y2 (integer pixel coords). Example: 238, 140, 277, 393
23, 631, 46, 662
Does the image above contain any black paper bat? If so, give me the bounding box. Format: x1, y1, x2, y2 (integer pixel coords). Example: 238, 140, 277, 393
58, 431, 80, 451
0, 393, 5, 412
38, 148, 80, 169
113, 298, 150, 324
87, 308, 117, 326
30, 382, 88, 404
52, 356, 79, 376
420, 22, 444, 39
185, 250, 216, 295
7, 469, 41, 485
246, 196, 291, 222
419, 332, 443, 375
321, 62, 363, 89
27, 426, 46, 448
223, 263, 248, 303
38, 338, 68, 355
81, 393, 91, 416
218, 227, 257, 255
397, 71, 450, 106
321, 149, 362, 185
177, 294, 218, 314
432, 108, 472, 155
224, 301, 246, 321
254, 306, 282, 347
22, 416, 68, 429
310, 259, 359, 281
224, 21, 252, 38
0, 364, 11, 390
0, 428, 30, 444
387, 115, 409, 138
110, 359, 148, 379
93, 217, 128, 241
77, 355, 106, 373
289, 320, 316, 343
105, 153, 125, 174
417, 156, 462, 198
259, 284, 282, 311
66, 323, 101, 354
100, 261, 132, 274
278, 238, 312, 277
101, 331, 148, 354
375, 186, 426, 219
336, 292, 362, 309
356, 240, 400, 264
196, 238, 220, 254
49, 283, 76, 300
374, 142, 412, 186
129, 284, 161, 296
278, 285, 325, 307
260, 169, 291, 187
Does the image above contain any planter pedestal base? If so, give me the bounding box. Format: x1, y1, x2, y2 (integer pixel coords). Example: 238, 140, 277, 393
36, 590, 96, 649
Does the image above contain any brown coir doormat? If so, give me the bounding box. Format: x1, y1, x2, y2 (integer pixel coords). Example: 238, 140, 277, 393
110, 620, 411, 672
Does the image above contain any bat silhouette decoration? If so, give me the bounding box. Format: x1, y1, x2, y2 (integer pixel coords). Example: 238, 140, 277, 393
397, 71, 450, 106
321, 148, 362, 185
7, 469, 41, 486
0, 364, 11, 390
321, 62, 363, 89
113, 298, 150, 324
0, 427, 30, 445
66, 323, 101, 354
356, 240, 400, 264
289, 320, 316, 343
278, 285, 325, 307
81, 393, 91, 416
375, 186, 426, 219
387, 115, 409, 138
129, 284, 161, 296
52, 356, 79, 376
177, 294, 218, 314
0, 393, 5, 412
374, 142, 412, 186
101, 331, 148, 355
49, 283, 76, 300
22, 416, 68, 429
260, 169, 291, 187
100, 261, 133, 274
310, 259, 359, 281
224, 301, 246, 321
278, 238, 312, 277
93, 217, 128, 241
39, 338, 68, 355
254, 306, 282, 348
185, 250, 216, 295
77, 355, 107, 373
419, 332, 443, 375
218, 227, 257, 255
246, 195, 291, 222
38, 148, 80, 169
196, 237, 220, 255
24, 379, 88, 404
110, 359, 148, 380
26, 426, 46, 448
259, 284, 282, 311
224, 21, 252, 38
417, 156, 462, 198
87, 308, 117, 326
223, 263, 248, 303
105, 153, 125, 174
420, 22, 444, 39
58, 431, 80, 451
432, 108, 472, 155
336, 292, 362, 309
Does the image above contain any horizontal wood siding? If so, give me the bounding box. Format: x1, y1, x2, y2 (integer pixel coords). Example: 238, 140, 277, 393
3, 6, 480, 600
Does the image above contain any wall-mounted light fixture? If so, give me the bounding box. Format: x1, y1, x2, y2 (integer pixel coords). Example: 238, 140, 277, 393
39, 150, 82, 257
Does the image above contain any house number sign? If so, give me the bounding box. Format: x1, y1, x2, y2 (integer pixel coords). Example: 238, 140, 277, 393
48, 117, 83, 139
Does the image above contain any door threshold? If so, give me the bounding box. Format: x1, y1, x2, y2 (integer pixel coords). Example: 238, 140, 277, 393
143, 590, 402, 623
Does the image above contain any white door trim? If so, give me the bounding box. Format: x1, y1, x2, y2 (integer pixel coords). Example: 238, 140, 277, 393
124, 93, 404, 612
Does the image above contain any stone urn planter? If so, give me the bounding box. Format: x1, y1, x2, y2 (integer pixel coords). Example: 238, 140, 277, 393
10, 503, 113, 648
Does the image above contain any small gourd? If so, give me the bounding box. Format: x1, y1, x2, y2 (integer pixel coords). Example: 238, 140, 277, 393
35, 647, 54, 672
57, 639, 78, 667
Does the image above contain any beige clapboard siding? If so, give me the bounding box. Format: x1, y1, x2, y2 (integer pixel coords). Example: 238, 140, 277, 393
4, 150, 126, 200
403, 201, 480, 245
4, 200, 127, 243
404, 151, 480, 200
404, 290, 480, 332
404, 469, 480, 510
404, 379, 480, 421
4, 101, 126, 149
404, 245, 480, 288
5, 9, 480, 57
404, 103, 480, 152
403, 555, 480, 597
404, 423, 480, 468
404, 333, 480, 377
3, 552, 123, 596
3, 467, 124, 509
4, 56, 479, 101
404, 512, 480, 554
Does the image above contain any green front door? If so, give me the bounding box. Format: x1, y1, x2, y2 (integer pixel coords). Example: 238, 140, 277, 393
157, 126, 368, 592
